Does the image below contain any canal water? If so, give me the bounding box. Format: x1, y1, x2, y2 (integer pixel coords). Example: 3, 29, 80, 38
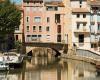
0, 57, 100, 80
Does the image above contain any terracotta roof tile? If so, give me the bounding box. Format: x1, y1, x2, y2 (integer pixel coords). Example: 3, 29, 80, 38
88, 0, 100, 6
72, 8, 90, 13
44, 2, 64, 7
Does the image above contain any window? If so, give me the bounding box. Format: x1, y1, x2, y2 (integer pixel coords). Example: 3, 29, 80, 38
27, 35, 31, 37
26, 16, 29, 22
38, 35, 41, 37
54, 7, 58, 11
47, 17, 50, 23
83, 14, 86, 18
80, 5, 82, 8
26, 35, 31, 42
77, 23, 80, 29
77, 14, 80, 18
32, 35, 37, 37
27, 2, 29, 5
34, 17, 41, 23
27, 26, 29, 32
33, 26, 36, 31
91, 44, 97, 48
46, 6, 53, 11
79, 34, 84, 43
83, 23, 86, 26
46, 26, 50, 31
57, 35, 61, 42
15, 35, 18, 41
32, 35, 37, 41
98, 24, 100, 30
46, 6, 58, 11
57, 25, 61, 33
79, 0, 82, 4
39, 26, 42, 31
55, 14, 60, 23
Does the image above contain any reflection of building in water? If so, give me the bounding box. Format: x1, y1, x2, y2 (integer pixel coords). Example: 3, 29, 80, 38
26, 57, 56, 69
74, 64, 97, 80
25, 71, 40, 80
24, 57, 68, 80
24, 58, 98, 80
0, 72, 22, 80
67, 60, 97, 80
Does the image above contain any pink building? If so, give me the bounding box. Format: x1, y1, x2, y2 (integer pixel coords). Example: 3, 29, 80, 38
22, 0, 68, 44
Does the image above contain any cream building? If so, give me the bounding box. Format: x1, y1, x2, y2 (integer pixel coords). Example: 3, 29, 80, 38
71, 0, 91, 49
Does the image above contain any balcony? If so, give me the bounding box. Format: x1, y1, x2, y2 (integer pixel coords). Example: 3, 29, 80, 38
26, 38, 42, 42
74, 28, 90, 33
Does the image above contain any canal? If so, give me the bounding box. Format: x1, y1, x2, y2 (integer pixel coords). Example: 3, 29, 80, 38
0, 57, 100, 80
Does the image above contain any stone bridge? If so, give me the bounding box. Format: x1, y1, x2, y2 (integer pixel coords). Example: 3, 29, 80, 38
25, 42, 68, 57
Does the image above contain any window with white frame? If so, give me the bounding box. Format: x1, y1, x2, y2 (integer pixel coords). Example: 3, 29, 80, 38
46, 26, 50, 31
27, 26, 29, 32
77, 23, 80, 29
98, 24, 100, 30
39, 26, 42, 31
33, 26, 36, 31
77, 14, 80, 18
34, 17, 41, 23
26, 16, 29, 22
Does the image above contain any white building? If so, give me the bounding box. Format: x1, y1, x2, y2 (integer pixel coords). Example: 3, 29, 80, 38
71, 0, 91, 49
88, 0, 100, 51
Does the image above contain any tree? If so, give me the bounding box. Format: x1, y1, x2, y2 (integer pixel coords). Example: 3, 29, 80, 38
0, 0, 21, 34
0, 0, 21, 51
15, 40, 22, 53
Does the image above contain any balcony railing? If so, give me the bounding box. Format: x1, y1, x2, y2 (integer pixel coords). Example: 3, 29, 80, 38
26, 38, 41, 42
74, 28, 90, 33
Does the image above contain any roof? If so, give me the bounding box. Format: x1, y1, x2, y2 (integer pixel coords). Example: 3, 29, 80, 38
44, 1, 64, 7
23, 0, 43, 2
72, 8, 90, 13
88, 0, 100, 6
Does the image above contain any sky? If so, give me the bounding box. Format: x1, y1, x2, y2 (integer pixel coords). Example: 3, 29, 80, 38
10, 0, 62, 4
10, 0, 22, 4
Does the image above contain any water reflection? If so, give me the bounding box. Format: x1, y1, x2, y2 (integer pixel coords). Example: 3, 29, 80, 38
0, 57, 100, 80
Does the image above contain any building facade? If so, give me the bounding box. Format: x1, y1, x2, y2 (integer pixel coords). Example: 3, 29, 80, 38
88, 0, 100, 51
71, 0, 91, 49
19, 0, 100, 52
22, 0, 69, 44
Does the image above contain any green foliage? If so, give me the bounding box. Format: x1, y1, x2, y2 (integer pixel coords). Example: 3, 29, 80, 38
0, 0, 21, 34
15, 40, 22, 53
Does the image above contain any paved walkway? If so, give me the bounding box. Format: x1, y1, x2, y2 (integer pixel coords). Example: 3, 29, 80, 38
61, 48, 100, 65
76, 49, 100, 60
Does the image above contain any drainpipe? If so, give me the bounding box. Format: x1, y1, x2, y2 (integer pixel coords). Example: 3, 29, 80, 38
90, 6, 92, 49
22, 8, 26, 54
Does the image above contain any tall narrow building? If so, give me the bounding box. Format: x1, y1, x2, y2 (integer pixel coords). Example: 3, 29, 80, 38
71, 0, 91, 49
88, 0, 100, 51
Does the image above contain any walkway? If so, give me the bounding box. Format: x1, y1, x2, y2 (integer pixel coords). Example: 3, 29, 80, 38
76, 49, 100, 60
61, 48, 100, 65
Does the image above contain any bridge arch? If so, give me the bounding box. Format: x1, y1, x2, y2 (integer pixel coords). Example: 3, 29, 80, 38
25, 42, 68, 57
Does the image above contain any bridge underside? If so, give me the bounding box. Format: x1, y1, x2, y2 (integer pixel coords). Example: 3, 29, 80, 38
25, 42, 68, 56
